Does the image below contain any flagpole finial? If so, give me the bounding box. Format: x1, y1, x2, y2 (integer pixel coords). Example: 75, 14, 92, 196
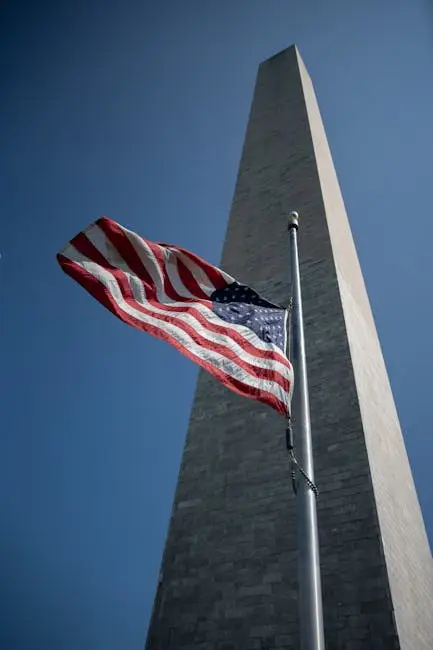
288, 211, 299, 230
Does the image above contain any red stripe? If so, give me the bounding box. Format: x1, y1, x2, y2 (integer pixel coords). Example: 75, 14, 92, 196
96, 218, 158, 299
71, 232, 108, 268
70, 243, 291, 392
176, 257, 210, 300
58, 254, 288, 415
169, 246, 228, 290
94, 219, 291, 369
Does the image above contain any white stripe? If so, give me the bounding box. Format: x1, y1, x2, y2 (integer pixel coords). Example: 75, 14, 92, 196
165, 247, 220, 296
62, 244, 291, 405
124, 229, 168, 294
85, 223, 111, 259
156, 243, 197, 301
85, 226, 291, 376
90, 225, 290, 367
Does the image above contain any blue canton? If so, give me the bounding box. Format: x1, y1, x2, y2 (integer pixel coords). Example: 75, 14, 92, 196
211, 282, 286, 352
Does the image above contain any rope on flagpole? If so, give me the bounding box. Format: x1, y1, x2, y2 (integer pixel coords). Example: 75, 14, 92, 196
286, 417, 318, 496
287, 296, 293, 363
286, 293, 317, 496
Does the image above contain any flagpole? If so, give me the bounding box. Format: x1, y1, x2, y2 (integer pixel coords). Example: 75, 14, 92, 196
288, 211, 325, 650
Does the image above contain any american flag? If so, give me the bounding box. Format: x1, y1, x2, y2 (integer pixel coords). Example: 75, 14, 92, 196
57, 217, 293, 415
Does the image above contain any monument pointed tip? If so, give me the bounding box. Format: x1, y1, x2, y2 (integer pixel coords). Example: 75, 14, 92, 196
262, 44, 300, 66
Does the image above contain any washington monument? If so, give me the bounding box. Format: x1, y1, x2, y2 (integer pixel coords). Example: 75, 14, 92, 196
146, 45, 433, 650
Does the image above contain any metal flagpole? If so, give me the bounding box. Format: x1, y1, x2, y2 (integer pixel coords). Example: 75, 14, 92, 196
287, 211, 325, 650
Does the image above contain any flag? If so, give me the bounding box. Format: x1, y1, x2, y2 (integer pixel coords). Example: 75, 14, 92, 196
57, 217, 293, 415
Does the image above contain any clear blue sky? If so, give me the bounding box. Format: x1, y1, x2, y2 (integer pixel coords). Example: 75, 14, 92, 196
2, 1, 433, 648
